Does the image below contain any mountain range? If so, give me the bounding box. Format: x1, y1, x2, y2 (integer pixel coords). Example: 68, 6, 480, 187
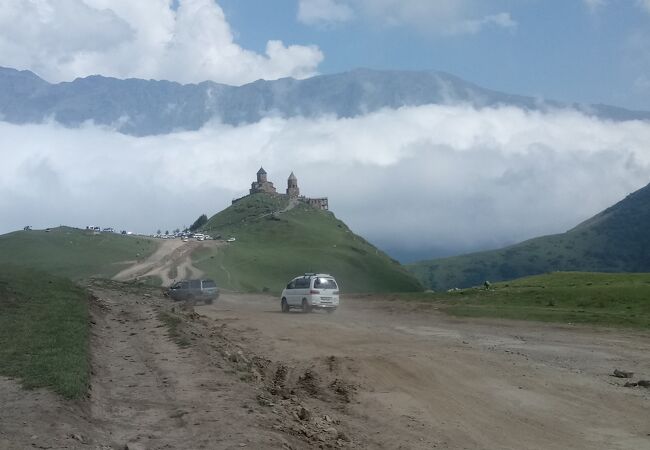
408, 182, 650, 290
2, 66, 650, 136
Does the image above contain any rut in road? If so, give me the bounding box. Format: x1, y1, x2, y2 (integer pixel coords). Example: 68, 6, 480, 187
87, 281, 291, 449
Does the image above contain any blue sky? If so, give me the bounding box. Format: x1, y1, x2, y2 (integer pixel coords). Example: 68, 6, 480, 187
218, 0, 650, 110
1, 0, 648, 109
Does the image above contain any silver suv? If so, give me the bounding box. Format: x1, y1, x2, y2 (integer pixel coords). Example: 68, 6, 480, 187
167, 279, 219, 304
280, 273, 339, 313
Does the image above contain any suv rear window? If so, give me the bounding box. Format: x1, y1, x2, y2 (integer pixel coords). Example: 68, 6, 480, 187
202, 280, 216, 288
313, 278, 337, 289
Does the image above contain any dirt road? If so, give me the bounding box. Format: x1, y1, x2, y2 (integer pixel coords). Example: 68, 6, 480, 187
195, 293, 650, 450
113, 240, 219, 285
1, 283, 649, 449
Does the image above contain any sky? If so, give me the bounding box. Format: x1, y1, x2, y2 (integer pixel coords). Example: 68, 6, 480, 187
2, 0, 650, 109
1, 0, 650, 262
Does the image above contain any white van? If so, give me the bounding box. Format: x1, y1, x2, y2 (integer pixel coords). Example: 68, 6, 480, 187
280, 273, 339, 313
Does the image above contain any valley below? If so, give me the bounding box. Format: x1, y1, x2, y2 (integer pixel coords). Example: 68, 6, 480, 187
1, 278, 648, 449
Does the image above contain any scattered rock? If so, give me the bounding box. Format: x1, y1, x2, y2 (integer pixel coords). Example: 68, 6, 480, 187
624, 382, 638, 387
330, 378, 356, 403
613, 369, 634, 378
337, 431, 351, 442
69, 433, 84, 443
270, 364, 288, 394
326, 355, 339, 372
298, 369, 320, 396
297, 406, 312, 421
638, 380, 650, 388
257, 393, 274, 407
124, 443, 146, 450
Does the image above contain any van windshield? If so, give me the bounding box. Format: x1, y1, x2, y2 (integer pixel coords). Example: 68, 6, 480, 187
314, 278, 337, 289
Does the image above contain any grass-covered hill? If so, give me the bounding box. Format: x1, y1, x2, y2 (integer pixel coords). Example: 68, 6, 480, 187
409, 182, 650, 290
395, 272, 650, 329
196, 193, 423, 294
0, 265, 89, 398
0, 227, 157, 279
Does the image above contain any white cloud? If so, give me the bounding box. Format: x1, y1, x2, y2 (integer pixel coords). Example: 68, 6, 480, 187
0, 0, 323, 85
298, 0, 516, 35
1, 105, 649, 261
583, 0, 607, 13
638, 0, 650, 13
298, 0, 354, 25
635, 75, 650, 91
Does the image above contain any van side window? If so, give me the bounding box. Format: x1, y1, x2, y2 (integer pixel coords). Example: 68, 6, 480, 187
180, 281, 190, 289
287, 281, 296, 289
190, 280, 201, 289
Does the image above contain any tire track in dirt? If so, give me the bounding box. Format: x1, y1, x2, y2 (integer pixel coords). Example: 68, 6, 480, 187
86, 281, 301, 449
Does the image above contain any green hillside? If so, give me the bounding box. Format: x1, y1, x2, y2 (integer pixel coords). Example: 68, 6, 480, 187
409, 182, 650, 290
195, 193, 423, 293
0, 227, 158, 279
396, 272, 650, 328
0, 265, 89, 398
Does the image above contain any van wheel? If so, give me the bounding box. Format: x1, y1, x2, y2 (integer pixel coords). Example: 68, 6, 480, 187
302, 299, 311, 313
281, 298, 289, 313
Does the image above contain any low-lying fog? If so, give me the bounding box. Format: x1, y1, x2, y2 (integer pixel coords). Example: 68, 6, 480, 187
2, 104, 649, 262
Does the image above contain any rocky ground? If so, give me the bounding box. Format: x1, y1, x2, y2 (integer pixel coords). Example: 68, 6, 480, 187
1, 280, 649, 449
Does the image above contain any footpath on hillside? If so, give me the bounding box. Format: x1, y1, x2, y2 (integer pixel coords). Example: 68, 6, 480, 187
113, 239, 219, 286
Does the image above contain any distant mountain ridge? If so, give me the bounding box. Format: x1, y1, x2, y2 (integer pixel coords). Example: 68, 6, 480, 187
1, 66, 649, 136
407, 182, 650, 290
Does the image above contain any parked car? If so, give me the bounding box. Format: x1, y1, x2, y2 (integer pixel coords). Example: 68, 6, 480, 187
166, 279, 219, 304
280, 273, 339, 313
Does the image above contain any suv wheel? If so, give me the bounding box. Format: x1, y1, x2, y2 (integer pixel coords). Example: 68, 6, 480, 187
301, 299, 311, 313
281, 298, 289, 313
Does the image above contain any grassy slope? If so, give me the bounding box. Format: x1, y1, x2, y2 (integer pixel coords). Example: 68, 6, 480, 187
0, 226, 158, 279
409, 182, 650, 290
396, 272, 650, 328
195, 194, 422, 293
0, 265, 89, 398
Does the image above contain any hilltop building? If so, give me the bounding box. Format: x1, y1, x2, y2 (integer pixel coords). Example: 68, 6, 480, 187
234, 167, 328, 210
250, 167, 277, 195
286, 172, 300, 198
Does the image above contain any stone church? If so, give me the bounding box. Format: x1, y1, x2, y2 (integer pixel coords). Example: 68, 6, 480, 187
234, 167, 328, 210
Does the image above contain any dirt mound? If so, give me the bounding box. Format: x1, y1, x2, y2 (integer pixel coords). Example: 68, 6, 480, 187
169, 304, 359, 448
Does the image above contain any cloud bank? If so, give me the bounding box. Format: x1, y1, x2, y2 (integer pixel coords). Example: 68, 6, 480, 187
297, 0, 516, 35
298, 0, 355, 25
0, 0, 323, 85
2, 105, 649, 261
